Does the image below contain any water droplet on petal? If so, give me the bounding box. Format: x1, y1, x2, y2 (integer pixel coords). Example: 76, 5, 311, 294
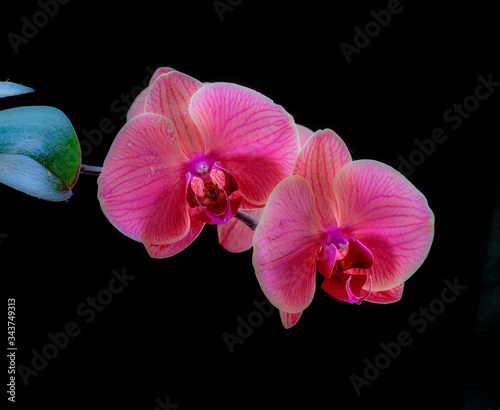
166, 124, 176, 140
128, 142, 133, 147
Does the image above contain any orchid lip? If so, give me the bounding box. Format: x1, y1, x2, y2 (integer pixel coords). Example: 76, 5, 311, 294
346, 274, 373, 305
329, 237, 374, 274
318, 227, 375, 306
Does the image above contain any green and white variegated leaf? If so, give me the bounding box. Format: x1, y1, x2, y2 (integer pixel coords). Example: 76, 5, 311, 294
0, 106, 81, 201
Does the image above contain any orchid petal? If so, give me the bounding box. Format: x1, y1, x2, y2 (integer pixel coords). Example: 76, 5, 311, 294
144, 208, 205, 258
237, 197, 264, 210
127, 88, 149, 122
347, 274, 372, 305
217, 208, 263, 253
296, 124, 314, 147
189, 83, 300, 206
279, 310, 302, 329
127, 67, 177, 121
293, 129, 352, 229
334, 160, 434, 291
342, 238, 374, 271
253, 176, 325, 313
317, 243, 337, 279
365, 283, 404, 304
98, 113, 191, 244
149, 67, 177, 84
145, 71, 205, 157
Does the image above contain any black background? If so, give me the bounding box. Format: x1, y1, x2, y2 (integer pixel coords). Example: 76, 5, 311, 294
2, 0, 499, 409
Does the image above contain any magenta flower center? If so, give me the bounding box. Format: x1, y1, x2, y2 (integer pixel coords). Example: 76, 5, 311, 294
318, 228, 375, 304
186, 160, 241, 225
326, 227, 349, 252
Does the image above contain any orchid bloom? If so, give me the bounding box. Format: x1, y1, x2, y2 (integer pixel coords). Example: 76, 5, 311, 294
98, 68, 299, 257
253, 129, 434, 328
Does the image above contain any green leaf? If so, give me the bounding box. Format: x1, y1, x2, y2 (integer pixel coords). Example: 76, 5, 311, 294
0, 106, 81, 201
0, 81, 34, 98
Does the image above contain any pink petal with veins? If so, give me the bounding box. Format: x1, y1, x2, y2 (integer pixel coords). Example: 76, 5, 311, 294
296, 124, 314, 147
318, 243, 337, 279
189, 83, 300, 207
365, 283, 404, 304
98, 113, 191, 245
279, 310, 303, 329
144, 207, 205, 258
293, 129, 352, 229
127, 88, 149, 122
217, 208, 264, 253
149, 67, 177, 84
127, 67, 177, 121
145, 71, 205, 157
252, 176, 325, 313
334, 160, 434, 291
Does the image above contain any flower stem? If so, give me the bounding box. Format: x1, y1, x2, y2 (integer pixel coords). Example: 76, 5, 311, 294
234, 210, 260, 231
80, 164, 103, 176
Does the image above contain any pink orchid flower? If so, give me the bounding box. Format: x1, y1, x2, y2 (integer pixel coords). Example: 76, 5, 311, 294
253, 129, 434, 328
98, 68, 299, 258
